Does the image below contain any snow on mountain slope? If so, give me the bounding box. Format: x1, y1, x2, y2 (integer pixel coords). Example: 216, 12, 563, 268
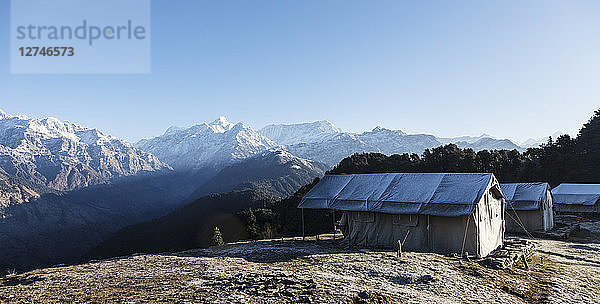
285, 133, 376, 167
283, 129, 441, 166
455, 137, 522, 151
260, 121, 525, 166
438, 134, 494, 145
0, 109, 169, 191
259, 120, 342, 145
358, 127, 440, 155
137, 117, 279, 171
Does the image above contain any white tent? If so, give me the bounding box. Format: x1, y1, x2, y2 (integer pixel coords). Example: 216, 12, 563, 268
552, 184, 600, 214
501, 183, 554, 233
299, 173, 504, 258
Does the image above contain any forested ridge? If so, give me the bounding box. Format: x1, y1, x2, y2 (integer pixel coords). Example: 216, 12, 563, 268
330, 109, 600, 187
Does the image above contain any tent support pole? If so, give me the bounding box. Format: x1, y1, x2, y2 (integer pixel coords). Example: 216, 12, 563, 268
333, 210, 336, 240
302, 208, 305, 241
427, 215, 431, 251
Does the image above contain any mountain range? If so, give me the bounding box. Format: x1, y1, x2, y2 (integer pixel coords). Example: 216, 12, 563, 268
0, 109, 169, 191
0, 110, 331, 272
0, 108, 539, 272
259, 120, 523, 166
136, 117, 278, 171
136, 116, 527, 169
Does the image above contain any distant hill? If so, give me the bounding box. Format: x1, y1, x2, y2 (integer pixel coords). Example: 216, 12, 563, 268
520, 131, 566, 148
0, 170, 211, 273
87, 190, 277, 260
190, 150, 328, 200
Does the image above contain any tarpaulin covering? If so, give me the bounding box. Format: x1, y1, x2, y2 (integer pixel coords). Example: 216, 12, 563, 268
298, 173, 496, 217
501, 182, 550, 211
552, 184, 600, 206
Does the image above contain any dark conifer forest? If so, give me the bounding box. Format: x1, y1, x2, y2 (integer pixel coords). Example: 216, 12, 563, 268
330, 109, 600, 187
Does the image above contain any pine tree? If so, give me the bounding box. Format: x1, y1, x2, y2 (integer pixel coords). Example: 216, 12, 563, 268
577, 109, 600, 181
246, 209, 259, 240
209, 227, 224, 247
578, 109, 600, 152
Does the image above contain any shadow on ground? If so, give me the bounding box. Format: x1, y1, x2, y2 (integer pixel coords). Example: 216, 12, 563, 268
172, 239, 391, 263
537, 249, 600, 267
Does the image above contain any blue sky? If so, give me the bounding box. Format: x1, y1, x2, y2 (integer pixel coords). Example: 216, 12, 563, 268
1, 0, 599, 143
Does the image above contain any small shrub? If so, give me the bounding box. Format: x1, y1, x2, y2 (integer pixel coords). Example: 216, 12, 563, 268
209, 227, 224, 247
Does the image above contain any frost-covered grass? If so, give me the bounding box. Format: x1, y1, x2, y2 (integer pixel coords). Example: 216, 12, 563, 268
1, 236, 599, 303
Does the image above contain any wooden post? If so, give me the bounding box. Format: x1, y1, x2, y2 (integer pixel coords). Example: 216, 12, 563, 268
521, 255, 529, 270
302, 208, 305, 241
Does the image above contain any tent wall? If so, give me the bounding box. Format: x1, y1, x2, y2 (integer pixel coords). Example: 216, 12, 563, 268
340, 211, 480, 256
474, 191, 504, 257
341, 212, 427, 251
338, 182, 503, 258
505, 189, 554, 233
543, 189, 554, 231
505, 210, 543, 233
429, 213, 478, 256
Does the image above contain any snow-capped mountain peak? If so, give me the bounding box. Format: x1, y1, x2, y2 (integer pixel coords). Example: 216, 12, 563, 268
0, 109, 28, 121
259, 120, 342, 146
208, 116, 235, 133
0, 109, 169, 191
366, 126, 407, 136
189, 148, 329, 199
137, 117, 278, 171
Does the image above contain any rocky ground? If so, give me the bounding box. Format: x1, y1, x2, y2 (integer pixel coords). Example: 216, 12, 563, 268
1, 232, 600, 304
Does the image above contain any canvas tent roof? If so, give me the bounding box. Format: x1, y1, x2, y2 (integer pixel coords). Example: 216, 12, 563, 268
501, 182, 550, 211
552, 184, 600, 206
298, 173, 500, 217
